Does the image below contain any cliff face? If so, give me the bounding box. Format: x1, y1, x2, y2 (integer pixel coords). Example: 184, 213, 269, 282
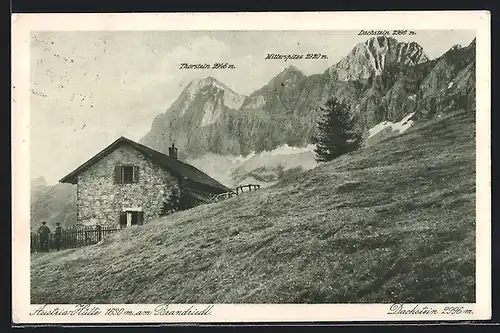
140, 36, 476, 158
141, 77, 247, 158
414, 38, 476, 119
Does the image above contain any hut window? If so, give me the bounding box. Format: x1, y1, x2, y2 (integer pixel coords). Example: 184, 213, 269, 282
123, 166, 134, 183
114, 165, 139, 184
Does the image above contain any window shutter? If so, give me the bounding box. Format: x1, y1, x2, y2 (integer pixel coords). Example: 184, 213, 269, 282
137, 211, 144, 225
133, 166, 139, 183
114, 166, 122, 184
119, 212, 127, 228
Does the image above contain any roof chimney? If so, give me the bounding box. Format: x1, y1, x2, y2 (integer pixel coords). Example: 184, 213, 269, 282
168, 143, 178, 159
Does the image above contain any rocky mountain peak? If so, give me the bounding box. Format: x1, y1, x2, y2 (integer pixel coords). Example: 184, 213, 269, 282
182, 76, 246, 111
364, 35, 397, 49
283, 65, 303, 74
273, 65, 305, 80
187, 76, 230, 94
330, 36, 429, 81
450, 44, 464, 51
270, 65, 306, 87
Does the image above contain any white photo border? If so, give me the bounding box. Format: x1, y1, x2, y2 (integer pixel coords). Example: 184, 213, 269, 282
11, 11, 491, 324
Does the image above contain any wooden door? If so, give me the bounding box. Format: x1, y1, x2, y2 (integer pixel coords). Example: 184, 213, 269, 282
119, 212, 127, 229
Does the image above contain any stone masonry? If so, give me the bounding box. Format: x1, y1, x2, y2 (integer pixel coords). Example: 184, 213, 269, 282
77, 143, 179, 227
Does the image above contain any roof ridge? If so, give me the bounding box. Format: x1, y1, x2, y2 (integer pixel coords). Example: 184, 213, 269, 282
59, 136, 231, 192
127, 139, 218, 178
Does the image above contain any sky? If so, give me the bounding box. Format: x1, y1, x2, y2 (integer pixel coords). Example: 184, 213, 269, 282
29, 30, 476, 185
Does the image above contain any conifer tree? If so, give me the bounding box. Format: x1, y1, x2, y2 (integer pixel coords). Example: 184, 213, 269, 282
311, 97, 362, 162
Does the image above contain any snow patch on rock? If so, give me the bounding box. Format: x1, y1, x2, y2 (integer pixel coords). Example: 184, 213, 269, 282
245, 95, 266, 109
368, 112, 416, 138
252, 144, 315, 158
186, 144, 317, 188
200, 100, 220, 127
183, 77, 245, 112
179, 80, 207, 116
223, 91, 245, 110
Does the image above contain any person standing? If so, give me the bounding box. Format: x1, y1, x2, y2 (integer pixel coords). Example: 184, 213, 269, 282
37, 221, 51, 252
54, 223, 63, 251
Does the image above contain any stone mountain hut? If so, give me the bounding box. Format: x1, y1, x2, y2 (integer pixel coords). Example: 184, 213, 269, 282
59, 136, 231, 228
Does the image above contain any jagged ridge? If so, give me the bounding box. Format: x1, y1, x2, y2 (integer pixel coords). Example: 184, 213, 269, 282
140, 36, 475, 158
330, 36, 430, 81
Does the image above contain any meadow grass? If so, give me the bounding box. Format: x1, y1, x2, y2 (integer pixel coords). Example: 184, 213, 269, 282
31, 110, 475, 304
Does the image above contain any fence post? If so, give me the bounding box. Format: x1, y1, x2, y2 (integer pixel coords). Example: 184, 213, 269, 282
97, 225, 102, 242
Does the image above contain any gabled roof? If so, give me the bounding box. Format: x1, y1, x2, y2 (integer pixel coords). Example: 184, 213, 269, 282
59, 136, 231, 193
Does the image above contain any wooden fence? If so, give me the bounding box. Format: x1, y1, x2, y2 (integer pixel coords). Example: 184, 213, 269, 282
211, 184, 261, 203
235, 184, 261, 195
30, 225, 120, 253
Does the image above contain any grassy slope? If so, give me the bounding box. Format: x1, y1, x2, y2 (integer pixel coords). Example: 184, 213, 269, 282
31, 110, 475, 304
